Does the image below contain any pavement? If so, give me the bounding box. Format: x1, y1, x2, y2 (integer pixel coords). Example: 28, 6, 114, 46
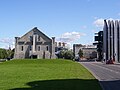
79, 60, 120, 90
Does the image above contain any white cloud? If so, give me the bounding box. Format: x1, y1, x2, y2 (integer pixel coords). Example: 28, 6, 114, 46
108, 18, 115, 21
56, 31, 86, 43
0, 38, 15, 49
93, 18, 104, 27
93, 17, 120, 27
92, 29, 96, 33
0, 38, 14, 44
93, 18, 118, 28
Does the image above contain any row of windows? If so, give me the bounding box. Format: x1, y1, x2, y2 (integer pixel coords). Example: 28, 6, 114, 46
21, 46, 49, 51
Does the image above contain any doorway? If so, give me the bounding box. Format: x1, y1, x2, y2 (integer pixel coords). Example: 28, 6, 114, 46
31, 55, 37, 59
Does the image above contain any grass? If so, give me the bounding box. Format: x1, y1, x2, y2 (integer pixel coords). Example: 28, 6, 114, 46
0, 59, 102, 90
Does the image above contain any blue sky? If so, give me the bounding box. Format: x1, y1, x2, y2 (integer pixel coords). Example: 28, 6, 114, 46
0, 0, 120, 49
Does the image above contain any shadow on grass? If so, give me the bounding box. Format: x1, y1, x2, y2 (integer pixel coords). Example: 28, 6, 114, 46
10, 79, 101, 90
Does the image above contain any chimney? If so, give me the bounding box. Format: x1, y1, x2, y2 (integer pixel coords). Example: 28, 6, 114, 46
15, 37, 20, 43
59, 42, 61, 47
62, 42, 66, 47
52, 37, 55, 44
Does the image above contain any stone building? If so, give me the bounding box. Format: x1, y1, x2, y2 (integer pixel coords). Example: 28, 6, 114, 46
14, 27, 56, 59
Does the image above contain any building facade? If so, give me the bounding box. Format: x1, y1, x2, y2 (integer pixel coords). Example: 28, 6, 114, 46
94, 31, 103, 61
103, 20, 120, 63
82, 48, 97, 59
73, 44, 85, 57
73, 44, 97, 59
14, 27, 56, 59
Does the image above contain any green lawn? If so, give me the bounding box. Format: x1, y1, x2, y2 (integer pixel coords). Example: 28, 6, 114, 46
0, 59, 102, 90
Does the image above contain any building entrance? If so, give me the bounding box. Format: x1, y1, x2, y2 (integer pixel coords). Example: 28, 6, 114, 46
31, 55, 37, 59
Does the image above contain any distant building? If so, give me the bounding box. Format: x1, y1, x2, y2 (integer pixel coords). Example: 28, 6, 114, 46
55, 42, 67, 52
73, 44, 85, 57
93, 31, 103, 61
55, 42, 68, 57
14, 27, 56, 59
73, 44, 97, 59
82, 48, 97, 59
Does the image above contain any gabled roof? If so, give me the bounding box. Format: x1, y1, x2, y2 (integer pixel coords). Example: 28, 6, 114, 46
19, 27, 52, 41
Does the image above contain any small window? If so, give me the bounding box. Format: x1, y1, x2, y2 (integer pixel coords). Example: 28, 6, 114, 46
21, 46, 24, 51
38, 46, 40, 51
29, 36, 33, 41
38, 36, 40, 41
29, 45, 32, 51
46, 46, 49, 51
34, 31, 37, 35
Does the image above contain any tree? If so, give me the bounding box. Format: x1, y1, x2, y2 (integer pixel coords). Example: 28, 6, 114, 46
6, 49, 14, 59
78, 49, 83, 58
0, 48, 8, 59
59, 50, 65, 58
58, 50, 74, 60
64, 50, 74, 60
0, 48, 14, 59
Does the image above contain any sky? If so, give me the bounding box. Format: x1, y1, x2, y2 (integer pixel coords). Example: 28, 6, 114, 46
0, 0, 120, 49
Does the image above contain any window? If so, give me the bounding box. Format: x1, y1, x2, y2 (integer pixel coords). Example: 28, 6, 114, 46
29, 36, 33, 41
21, 46, 24, 51
29, 45, 32, 51
38, 46, 40, 51
46, 46, 49, 51
34, 31, 37, 35
38, 36, 40, 41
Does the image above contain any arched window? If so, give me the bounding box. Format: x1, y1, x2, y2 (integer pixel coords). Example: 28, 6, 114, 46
46, 46, 49, 51
21, 46, 24, 51
38, 46, 40, 51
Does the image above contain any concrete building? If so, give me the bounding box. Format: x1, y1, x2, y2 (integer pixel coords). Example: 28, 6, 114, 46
73, 44, 97, 59
94, 31, 103, 61
55, 42, 67, 53
73, 44, 85, 57
82, 48, 97, 59
14, 27, 56, 59
103, 20, 120, 63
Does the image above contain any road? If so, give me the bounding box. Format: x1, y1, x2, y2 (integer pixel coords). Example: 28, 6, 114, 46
80, 61, 120, 90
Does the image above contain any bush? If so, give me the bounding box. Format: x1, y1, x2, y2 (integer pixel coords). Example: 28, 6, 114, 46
0, 48, 14, 59
58, 50, 74, 60
64, 50, 74, 60
0, 48, 8, 59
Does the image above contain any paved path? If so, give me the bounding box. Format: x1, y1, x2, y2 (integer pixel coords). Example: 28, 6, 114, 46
80, 61, 120, 90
